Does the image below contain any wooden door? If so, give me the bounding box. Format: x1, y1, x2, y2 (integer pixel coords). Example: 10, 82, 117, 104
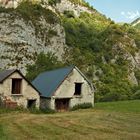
55, 99, 70, 112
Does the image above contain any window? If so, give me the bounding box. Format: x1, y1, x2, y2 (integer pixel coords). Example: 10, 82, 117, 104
74, 83, 82, 95
12, 79, 22, 94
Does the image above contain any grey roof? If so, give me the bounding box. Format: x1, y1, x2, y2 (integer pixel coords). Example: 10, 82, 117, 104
32, 66, 75, 97
0, 69, 16, 82
0, 69, 41, 95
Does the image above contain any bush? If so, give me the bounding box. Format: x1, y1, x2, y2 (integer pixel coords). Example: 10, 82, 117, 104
132, 90, 140, 99
0, 7, 14, 13
71, 103, 93, 111
26, 52, 64, 81
29, 108, 56, 114
64, 10, 75, 18
16, 1, 60, 24
0, 97, 3, 107
0, 106, 56, 114
0, 106, 27, 114
48, 0, 61, 6
135, 70, 140, 84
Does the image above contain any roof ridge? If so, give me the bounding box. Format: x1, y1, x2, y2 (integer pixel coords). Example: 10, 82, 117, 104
38, 65, 75, 76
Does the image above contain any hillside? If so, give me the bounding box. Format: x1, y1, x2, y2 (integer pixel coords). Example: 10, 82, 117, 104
0, 0, 140, 101
0, 100, 140, 140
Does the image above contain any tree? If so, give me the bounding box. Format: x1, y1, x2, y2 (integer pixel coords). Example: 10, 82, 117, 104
26, 52, 64, 81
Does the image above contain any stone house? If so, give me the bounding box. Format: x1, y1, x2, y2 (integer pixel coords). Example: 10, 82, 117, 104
32, 66, 94, 111
0, 69, 40, 109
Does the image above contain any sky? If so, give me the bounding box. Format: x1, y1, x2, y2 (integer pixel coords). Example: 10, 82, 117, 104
85, 0, 140, 23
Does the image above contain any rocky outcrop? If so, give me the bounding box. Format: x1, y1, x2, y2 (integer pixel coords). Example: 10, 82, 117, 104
55, 0, 93, 17
0, 12, 66, 73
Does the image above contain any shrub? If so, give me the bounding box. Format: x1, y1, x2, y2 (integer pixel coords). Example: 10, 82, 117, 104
48, 0, 61, 6
0, 97, 3, 107
64, 10, 75, 18
29, 108, 56, 114
16, 0, 60, 24
0, 106, 27, 114
0, 7, 14, 13
26, 52, 64, 81
132, 90, 140, 99
0, 106, 56, 114
71, 103, 93, 111
135, 70, 140, 84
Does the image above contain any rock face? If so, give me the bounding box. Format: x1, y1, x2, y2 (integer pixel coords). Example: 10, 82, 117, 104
55, 0, 93, 17
0, 11, 66, 73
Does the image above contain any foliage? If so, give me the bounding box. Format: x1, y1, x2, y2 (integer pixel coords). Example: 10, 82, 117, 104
135, 69, 140, 84
26, 52, 64, 81
0, 6, 14, 13
63, 10, 75, 18
69, 0, 94, 10
135, 23, 140, 30
62, 8, 140, 102
29, 108, 56, 114
16, 0, 60, 38
0, 98, 3, 107
70, 103, 93, 111
16, 1, 59, 24
0, 106, 55, 114
48, 0, 61, 6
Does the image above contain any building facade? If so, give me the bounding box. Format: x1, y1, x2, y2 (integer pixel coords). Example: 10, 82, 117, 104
0, 70, 40, 109
32, 66, 94, 111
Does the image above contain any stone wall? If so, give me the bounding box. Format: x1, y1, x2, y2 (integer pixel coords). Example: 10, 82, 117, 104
0, 71, 40, 108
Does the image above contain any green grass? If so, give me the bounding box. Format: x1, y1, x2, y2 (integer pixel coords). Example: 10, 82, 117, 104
0, 100, 140, 140
95, 100, 140, 113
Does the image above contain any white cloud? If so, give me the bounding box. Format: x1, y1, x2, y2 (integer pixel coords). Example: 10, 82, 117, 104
121, 10, 140, 20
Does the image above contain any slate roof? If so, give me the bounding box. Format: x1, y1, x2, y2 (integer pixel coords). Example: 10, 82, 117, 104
0, 69, 16, 82
32, 66, 75, 97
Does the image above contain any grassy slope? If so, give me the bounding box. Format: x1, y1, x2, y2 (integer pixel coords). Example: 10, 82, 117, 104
0, 100, 140, 140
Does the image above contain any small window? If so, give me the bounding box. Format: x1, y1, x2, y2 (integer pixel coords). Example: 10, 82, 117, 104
12, 79, 22, 94
74, 83, 82, 95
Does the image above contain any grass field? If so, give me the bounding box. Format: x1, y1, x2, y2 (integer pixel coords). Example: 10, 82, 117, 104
0, 100, 140, 140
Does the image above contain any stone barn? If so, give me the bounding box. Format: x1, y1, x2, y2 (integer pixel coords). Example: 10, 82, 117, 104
32, 66, 94, 111
0, 70, 40, 109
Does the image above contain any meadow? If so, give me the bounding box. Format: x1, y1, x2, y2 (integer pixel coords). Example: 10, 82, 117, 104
0, 100, 140, 140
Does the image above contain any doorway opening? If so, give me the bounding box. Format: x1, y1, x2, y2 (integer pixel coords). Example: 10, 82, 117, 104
55, 98, 70, 111
27, 99, 36, 108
